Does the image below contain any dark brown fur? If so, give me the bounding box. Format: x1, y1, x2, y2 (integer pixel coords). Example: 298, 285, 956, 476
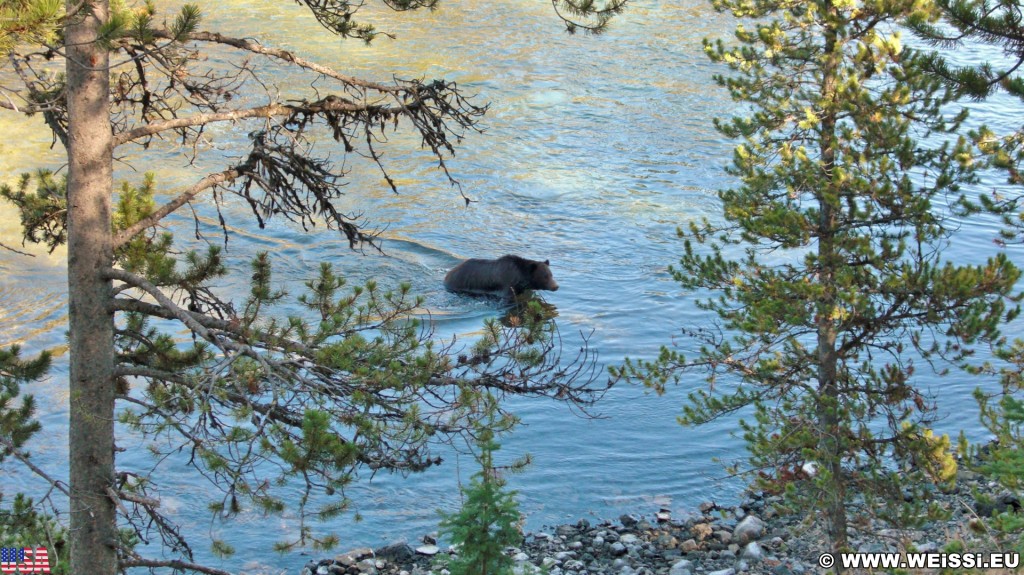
444, 255, 559, 297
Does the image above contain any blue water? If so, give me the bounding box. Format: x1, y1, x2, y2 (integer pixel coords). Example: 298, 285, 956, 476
1, 0, 1022, 573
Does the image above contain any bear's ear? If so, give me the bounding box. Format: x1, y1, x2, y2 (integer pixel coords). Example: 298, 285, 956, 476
544, 260, 550, 265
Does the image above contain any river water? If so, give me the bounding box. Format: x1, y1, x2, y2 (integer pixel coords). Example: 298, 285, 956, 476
0, 0, 1021, 572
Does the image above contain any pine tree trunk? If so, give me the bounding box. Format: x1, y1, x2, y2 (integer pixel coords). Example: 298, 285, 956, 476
66, 1, 118, 573
817, 0, 849, 562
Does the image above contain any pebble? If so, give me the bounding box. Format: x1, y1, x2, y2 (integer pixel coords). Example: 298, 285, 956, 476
669, 559, 692, 575
741, 541, 763, 562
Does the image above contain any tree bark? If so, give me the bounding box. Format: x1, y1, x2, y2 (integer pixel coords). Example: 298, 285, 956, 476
817, 0, 848, 561
66, 1, 118, 574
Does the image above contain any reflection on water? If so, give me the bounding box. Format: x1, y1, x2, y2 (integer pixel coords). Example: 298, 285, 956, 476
0, 0, 1021, 571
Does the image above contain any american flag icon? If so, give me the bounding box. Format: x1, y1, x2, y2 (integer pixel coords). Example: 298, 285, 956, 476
0, 547, 50, 574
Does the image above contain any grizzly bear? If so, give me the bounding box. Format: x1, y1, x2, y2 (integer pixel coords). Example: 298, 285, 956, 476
444, 255, 559, 298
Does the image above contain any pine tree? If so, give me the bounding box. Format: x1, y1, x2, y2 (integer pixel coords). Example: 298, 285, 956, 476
614, 0, 1021, 556
438, 402, 527, 575
0, 1, 622, 573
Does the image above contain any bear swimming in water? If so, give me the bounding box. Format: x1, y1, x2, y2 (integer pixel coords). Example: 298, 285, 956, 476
444, 255, 559, 298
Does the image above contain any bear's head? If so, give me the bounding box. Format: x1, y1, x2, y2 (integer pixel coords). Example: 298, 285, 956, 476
530, 260, 559, 291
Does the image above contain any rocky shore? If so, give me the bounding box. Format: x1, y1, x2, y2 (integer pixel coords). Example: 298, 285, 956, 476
301, 467, 1021, 575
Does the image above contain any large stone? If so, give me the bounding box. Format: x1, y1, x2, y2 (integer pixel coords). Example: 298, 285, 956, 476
415, 544, 440, 556
336, 547, 374, 566
356, 558, 379, 574
610, 542, 628, 557
557, 525, 578, 537
733, 515, 765, 544
680, 539, 699, 553
375, 542, 414, 563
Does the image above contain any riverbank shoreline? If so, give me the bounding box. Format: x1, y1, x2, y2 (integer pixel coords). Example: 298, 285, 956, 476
300, 465, 1022, 575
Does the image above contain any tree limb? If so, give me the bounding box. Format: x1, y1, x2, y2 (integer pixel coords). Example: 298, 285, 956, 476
113, 98, 407, 147
150, 29, 399, 92
112, 167, 242, 250
0, 434, 70, 497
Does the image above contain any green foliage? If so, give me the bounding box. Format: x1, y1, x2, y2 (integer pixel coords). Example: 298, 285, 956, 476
438, 420, 527, 575
98, 1, 200, 47
967, 340, 1024, 553
0, 494, 68, 575
614, 0, 1022, 554
0, 171, 68, 254
914, 0, 1024, 224
0, 346, 64, 573
0, 0, 62, 52
0, 346, 48, 457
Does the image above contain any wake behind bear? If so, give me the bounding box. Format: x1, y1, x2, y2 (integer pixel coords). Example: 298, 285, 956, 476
444, 255, 559, 299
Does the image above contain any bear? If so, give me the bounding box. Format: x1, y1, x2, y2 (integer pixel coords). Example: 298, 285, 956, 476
444, 255, 559, 299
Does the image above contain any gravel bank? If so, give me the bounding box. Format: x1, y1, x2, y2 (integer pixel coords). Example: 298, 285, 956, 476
301, 467, 1021, 575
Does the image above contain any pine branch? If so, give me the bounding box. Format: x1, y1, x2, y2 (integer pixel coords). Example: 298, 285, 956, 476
113, 364, 191, 385
148, 29, 401, 93
113, 98, 406, 147
0, 435, 70, 498
111, 296, 314, 357
0, 241, 36, 257
111, 167, 242, 250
